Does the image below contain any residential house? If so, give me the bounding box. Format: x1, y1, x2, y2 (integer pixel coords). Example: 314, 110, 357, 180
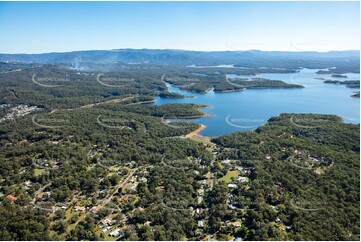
6, 195, 17, 201
110, 228, 124, 237
228, 184, 238, 189
74, 206, 85, 212
196, 208, 203, 214
101, 217, 114, 226
43, 192, 51, 200
236, 177, 247, 183
91, 206, 100, 214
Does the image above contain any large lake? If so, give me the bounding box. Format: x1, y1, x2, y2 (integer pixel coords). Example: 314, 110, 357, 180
154, 68, 360, 137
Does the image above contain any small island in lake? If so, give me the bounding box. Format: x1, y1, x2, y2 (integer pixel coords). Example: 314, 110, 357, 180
351, 92, 360, 98
164, 74, 304, 94
331, 74, 348, 78
158, 91, 193, 99
324, 80, 360, 88
222, 78, 304, 90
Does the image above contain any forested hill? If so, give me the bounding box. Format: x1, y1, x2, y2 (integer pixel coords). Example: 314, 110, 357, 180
0, 112, 358, 240
211, 113, 360, 240
0, 49, 359, 72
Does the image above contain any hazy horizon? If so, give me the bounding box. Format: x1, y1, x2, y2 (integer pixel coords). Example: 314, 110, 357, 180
0, 48, 360, 55
0, 1, 359, 54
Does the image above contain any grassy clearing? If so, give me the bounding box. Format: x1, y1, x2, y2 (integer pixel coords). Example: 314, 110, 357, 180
218, 170, 239, 183
34, 168, 45, 176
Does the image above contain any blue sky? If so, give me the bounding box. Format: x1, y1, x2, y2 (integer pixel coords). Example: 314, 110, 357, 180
0, 1, 359, 53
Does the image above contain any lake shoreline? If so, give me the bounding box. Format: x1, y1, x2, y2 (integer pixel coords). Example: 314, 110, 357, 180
185, 124, 211, 142
165, 105, 213, 119
213, 89, 244, 93
157, 68, 360, 136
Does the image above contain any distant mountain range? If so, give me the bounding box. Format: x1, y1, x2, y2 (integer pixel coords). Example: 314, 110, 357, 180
0, 49, 359, 70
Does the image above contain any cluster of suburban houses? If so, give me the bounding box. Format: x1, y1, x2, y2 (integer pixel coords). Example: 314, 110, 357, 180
0, 104, 40, 123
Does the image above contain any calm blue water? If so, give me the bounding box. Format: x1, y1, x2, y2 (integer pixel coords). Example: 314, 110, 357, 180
154, 68, 360, 137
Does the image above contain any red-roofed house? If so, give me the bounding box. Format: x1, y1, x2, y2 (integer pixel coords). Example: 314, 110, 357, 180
6, 195, 17, 201
74, 205, 85, 212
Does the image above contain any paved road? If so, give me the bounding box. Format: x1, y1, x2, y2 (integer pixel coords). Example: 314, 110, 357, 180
31, 182, 51, 204
102, 168, 137, 206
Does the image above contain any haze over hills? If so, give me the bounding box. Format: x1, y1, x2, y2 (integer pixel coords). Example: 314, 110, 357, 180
0, 49, 359, 68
